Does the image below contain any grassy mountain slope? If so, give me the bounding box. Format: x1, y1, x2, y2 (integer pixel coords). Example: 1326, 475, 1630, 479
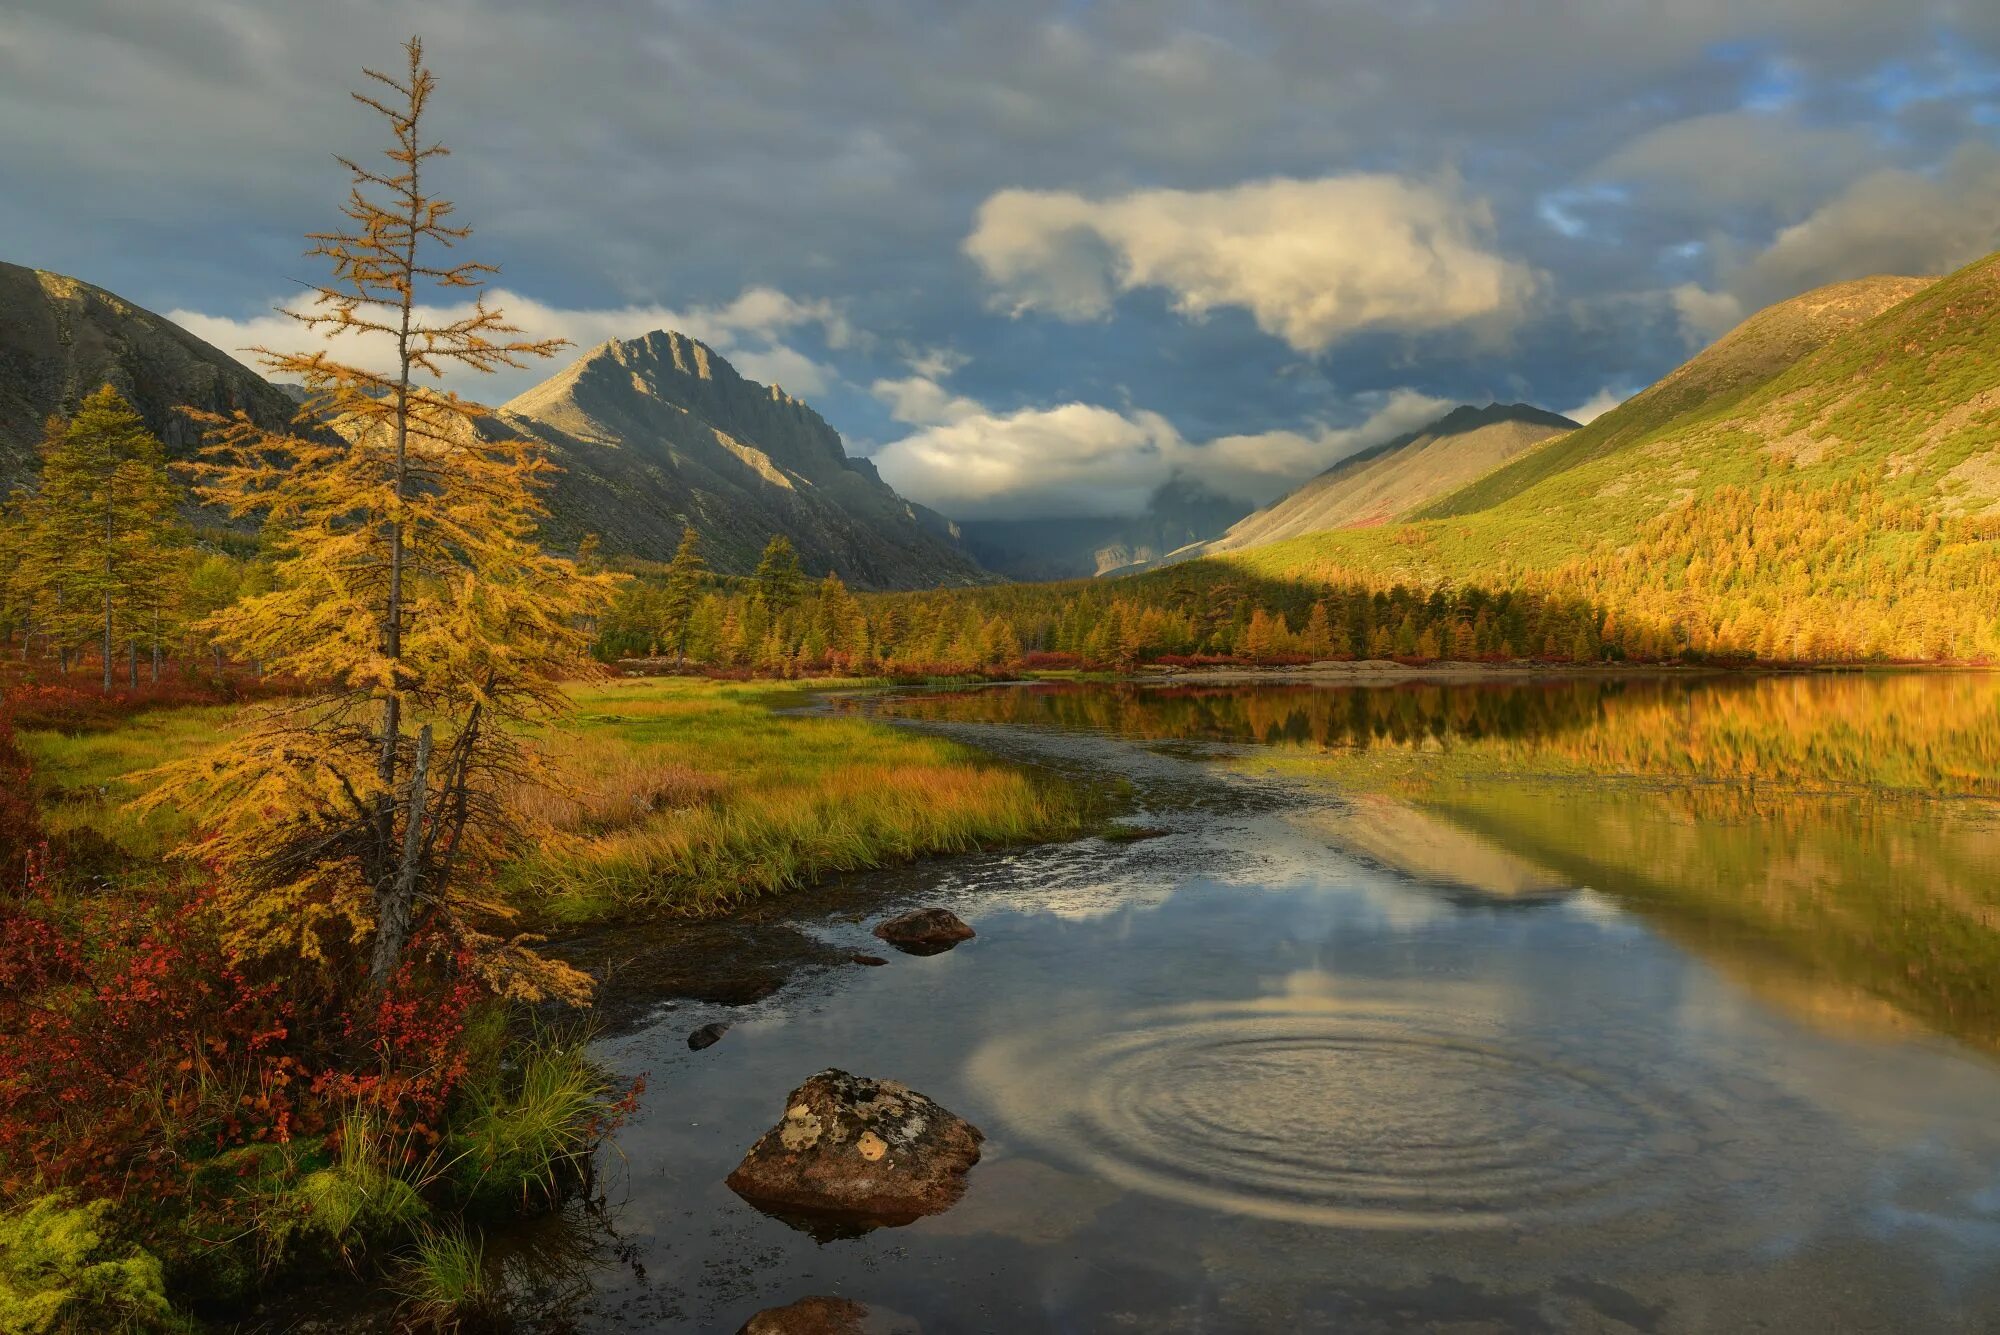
1201, 403, 1577, 552
1419, 275, 1935, 520
1197, 257, 2000, 660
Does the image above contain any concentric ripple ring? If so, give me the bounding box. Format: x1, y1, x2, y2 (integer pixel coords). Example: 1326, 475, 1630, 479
970, 1001, 1706, 1230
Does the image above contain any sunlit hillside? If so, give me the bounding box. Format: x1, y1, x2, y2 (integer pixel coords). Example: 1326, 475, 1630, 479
1201, 260, 2000, 660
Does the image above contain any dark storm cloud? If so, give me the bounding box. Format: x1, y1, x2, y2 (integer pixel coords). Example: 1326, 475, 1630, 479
2, 0, 1996, 518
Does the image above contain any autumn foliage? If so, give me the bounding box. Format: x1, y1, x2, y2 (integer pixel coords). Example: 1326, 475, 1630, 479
143, 37, 611, 1005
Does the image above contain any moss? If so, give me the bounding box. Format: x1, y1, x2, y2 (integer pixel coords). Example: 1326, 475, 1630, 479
0, 1195, 185, 1334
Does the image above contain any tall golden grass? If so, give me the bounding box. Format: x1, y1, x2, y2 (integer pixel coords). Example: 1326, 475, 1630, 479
508, 679, 1095, 920
21, 678, 1095, 922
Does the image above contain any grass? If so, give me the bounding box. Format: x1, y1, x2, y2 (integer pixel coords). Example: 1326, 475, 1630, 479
503, 677, 1098, 922
393, 1223, 495, 1332
17, 705, 237, 864
21, 676, 1099, 924
447, 1024, 614, 1211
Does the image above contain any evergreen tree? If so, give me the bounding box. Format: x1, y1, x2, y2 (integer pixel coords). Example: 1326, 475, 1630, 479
659, 525, 706, 661
753, 534, 805, 611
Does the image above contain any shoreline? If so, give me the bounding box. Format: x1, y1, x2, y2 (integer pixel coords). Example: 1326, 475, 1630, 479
1115, 659, 1988, 686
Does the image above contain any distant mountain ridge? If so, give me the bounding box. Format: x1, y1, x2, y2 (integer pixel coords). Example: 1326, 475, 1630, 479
959, 476, 1251, 581
0, 261, 987, 589
489, 331, 987, 585
1183, 402, 1578, 558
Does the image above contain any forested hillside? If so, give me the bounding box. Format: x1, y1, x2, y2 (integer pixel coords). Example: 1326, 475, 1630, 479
1196, 261, 2000, 662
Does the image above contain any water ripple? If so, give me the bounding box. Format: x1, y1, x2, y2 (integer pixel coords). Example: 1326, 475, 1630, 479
970, 1000, 1721, 1231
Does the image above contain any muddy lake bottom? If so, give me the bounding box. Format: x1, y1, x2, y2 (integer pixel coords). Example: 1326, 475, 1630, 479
379, 674, 2000, 1333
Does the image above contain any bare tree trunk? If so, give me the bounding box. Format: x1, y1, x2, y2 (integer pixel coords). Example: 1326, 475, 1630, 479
127, 638, 137, 690
370, 723, 432, 990
102, 589, 113, 692
151, 609, 161, 683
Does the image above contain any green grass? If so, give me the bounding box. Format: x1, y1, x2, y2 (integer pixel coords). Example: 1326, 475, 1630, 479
447, 1025, 613, 1211
18, 706, 236, 863
21, 677, 1099, 923
393, 1223, 495, 1331
510, 678, 1099, 922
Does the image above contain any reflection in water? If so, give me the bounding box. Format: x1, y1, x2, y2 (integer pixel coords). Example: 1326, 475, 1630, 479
879, 672, 2000, 1052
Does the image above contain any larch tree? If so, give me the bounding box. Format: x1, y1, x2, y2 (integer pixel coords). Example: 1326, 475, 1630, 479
146, 37, 613, 1002
18, 389, 185, 690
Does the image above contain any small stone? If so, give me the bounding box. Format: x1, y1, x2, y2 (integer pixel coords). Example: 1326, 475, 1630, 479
687, 1021, 731, 1051
871, 907, 975, 956
850, 953, 889, 967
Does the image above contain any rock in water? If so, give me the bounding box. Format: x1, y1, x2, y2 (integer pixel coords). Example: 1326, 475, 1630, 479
726, 1069, 982, 1234
849, 953, 888, 967
871, 908, 975, 956
688, 1021, 731, 1051
737, 1296, 920, 1334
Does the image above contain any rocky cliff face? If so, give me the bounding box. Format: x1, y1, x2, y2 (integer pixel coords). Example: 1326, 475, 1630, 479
493, 330, 988, 586
0, 263, 986, 589
0, 260, 297, 488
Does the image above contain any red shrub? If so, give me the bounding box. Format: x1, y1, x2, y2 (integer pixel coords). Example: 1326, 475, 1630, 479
0, 868, 481, 1203
0, 708, 40, 892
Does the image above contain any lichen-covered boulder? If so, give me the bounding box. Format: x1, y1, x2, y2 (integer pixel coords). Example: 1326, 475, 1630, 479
726, 1069, 982, 1233
871, 907, 975, 956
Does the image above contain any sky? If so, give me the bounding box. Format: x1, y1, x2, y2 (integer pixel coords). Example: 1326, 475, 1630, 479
4, 0, 1999, 520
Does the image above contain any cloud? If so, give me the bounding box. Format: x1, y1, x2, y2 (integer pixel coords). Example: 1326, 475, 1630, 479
1563, 388, 1631, 425
1591, 111, 1886, 216
964, 175, 1538, 353
1668, 284, 1748, 345
870, 374, 986, 426
871, 386, 1448, 520
167, 285, 847, 402
1726, 142, 2000, 308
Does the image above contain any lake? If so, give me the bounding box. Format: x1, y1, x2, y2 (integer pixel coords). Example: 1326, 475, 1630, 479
521, 672, 2000, 1332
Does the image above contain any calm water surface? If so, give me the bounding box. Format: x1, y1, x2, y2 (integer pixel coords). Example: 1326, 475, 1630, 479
539, 673, 2000, 1332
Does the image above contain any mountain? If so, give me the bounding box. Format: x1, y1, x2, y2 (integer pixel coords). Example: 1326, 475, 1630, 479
1418, 274, 1936, 520
1191, 403, 1578, 556
490, 331, 986, 585
0, 260, 297, 490
1194, 261, 2000, 659
0, 261, 986, 589
959, 476, 1251, 581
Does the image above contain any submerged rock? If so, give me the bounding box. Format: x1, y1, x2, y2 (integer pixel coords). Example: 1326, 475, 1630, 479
871, 907, 975, 956
849, 953, 888, 967
737, 1295, 919, 1334
726, 1069, 983, 1235
688, 1021, 732, 1051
